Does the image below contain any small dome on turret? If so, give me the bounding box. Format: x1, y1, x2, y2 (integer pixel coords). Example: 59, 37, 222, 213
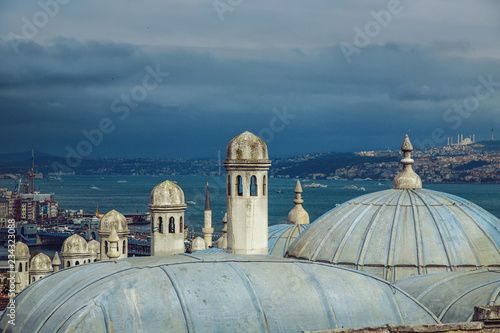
191, 237, 206, 252
61, 234, 88, 254
225, 131, 270, 162
150, 180, 185, 207
30, 253, 52, 272
100, 210, 128, 233
52, 252, 61, 266
88, 240, 100, 254
14, 241, 30, 259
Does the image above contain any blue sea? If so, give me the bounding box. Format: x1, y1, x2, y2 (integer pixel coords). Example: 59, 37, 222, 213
2, 175, 499, 235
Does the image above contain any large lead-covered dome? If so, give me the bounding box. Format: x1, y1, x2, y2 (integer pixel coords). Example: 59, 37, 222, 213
395, 270, 500, 323
0, 254, 439, 332
287, 135, 500, 282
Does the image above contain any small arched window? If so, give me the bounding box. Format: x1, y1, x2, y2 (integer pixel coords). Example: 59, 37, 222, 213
122, 240, 126, 254
179, 217, 183, 233
25, 262, 28, 271
104, 241, 108, 255
236, 175, 243, 196
263, 175, 267, 196
67, 261, 71, 267
159, 217, 163, 233
227, 175, 231, 196
32, 276, 35, 283
75, 261, 80, 266
169, 217, 175, 233
18, 263, 23, 272
250, 176, 257, 196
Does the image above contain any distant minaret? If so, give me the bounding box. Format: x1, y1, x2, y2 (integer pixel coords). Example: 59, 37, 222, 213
473, 134, 475, 143
492, 126, 494, 141
202, 182, 214, 248
447, 137, 450, 146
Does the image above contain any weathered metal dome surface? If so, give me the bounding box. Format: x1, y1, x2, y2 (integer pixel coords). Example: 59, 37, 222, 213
191, 236, 206, 252
268, 224, 310, 257
14, 241, 29, 258
99, 209, 128, 232
61, 234, 88, 255
1, 254, 440, 332
225, 131, 269, 162
286, 188, 500, 282
30, 252, 52, 272
395, 270, 500, 323
149, 180, 185, 207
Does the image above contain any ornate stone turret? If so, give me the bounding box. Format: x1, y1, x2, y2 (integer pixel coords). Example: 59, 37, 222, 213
107, 228, 120, 259
99, 210, 129, 260
14, 241, 30, 292
52, 251, 61, 272
202, 182, 214, 248
216, 213, 228, 249
393, 134, 422, 189
61, 234, 89, 268
88, 239, 100, 262
149, 180, 187, 255
30, 252, 53, 283
287, 181, 310, 225
224, 131, 271, 255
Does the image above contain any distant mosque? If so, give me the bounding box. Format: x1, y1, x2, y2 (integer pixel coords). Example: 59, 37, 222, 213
4, 132, 500, 332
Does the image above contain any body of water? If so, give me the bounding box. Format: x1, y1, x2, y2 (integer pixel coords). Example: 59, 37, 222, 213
1, 175, 499, 235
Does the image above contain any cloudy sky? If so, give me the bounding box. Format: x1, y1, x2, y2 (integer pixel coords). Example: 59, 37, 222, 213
1, 1, 499, 160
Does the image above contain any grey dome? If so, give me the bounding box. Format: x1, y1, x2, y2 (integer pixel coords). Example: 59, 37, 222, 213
14, 241, 29, 259
61, 234, 88, 255
30, 253, 52, 272
395, 270, 500, 323
1, 254, 439, 332
99, 209, 128, 233
287, 188, 500, 282
225, 131, 269, 162
150, 180, 185, 207
268, 224, 310, 257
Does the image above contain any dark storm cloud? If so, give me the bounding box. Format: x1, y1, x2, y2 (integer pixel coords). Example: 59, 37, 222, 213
1, 0, 500, 159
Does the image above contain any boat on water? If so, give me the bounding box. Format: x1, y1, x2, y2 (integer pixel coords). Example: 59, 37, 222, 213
117, 180, 128, 183
303, 182, 327, 188
187, 200, 196, 205
90, 185, 98, 190
359, 187, 366, 191
344, 185, 358, 189
276, 189, 285, 194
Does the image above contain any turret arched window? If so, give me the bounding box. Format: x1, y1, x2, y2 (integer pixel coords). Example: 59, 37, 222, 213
236, 175, 243, 196
67, 261, 70, 267
263, 175, 267, 196
18, 263, 22, 272
250, 176, 257, 196
159, 217, 163, 233
227, 176, 231, 196
75, 261, 80, 265
169, 217, 175, 233
122, 240, 126, 254
180, 217, 183, 232
25, 262, 28, 271
105, 241, 108, 255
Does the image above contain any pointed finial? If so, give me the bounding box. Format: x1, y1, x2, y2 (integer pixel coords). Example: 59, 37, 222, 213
205, 182, 211, 211
107, 227, 120, 259
393, 134, 422, 189
52, 251, 61, 272
287, 181, 310, 225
